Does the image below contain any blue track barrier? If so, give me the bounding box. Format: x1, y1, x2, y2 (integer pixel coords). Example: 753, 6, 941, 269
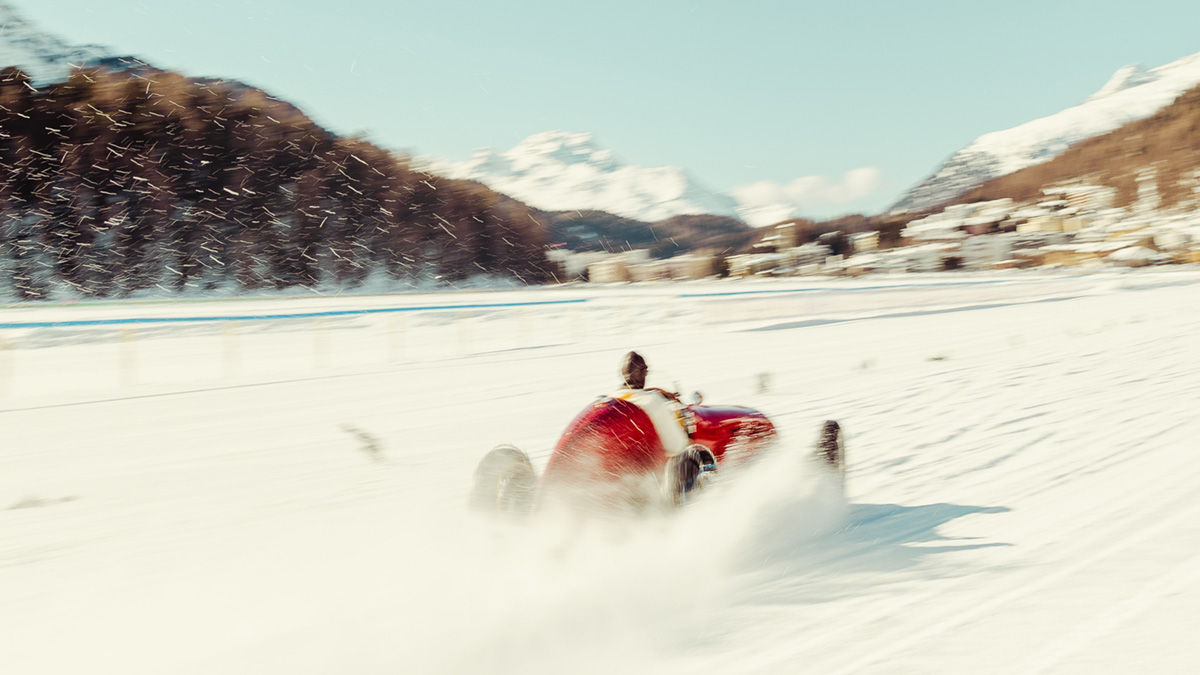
0, 298, 589, 330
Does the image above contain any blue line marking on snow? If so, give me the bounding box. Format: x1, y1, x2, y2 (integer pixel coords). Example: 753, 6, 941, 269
0, 298, 589, 329
677, 279, 1013, 298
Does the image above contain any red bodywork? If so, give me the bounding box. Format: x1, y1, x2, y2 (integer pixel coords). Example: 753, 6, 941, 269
537, 395, 775, 507
690, 405, 776, 464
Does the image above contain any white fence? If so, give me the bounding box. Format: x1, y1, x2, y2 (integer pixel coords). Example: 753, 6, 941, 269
0, 299, 607, 399
0, 276, 1097, 401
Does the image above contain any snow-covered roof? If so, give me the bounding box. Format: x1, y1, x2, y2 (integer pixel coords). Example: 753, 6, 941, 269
1108, 245, 1157, 261
845, 253, 881, 265
1075, 240, 1131, 254
1009, 207, 1052, 220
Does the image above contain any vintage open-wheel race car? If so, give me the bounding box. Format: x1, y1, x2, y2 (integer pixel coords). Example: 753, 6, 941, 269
470, 388, 844, 514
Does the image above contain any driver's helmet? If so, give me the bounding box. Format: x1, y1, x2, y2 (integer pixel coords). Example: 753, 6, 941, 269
621, 351, 647, 389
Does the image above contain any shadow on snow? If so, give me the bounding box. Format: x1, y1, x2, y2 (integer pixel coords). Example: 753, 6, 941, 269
730, 501, 1012, 605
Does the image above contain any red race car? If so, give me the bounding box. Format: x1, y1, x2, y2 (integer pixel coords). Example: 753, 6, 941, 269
470, 389, 844, 514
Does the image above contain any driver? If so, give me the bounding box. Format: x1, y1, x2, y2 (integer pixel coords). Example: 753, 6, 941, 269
612, 351, 691, 457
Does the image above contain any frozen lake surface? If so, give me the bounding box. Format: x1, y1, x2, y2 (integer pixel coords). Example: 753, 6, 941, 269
3, 270, 1200, 674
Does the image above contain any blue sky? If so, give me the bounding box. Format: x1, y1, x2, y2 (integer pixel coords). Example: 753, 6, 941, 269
12, 0, 1200, 217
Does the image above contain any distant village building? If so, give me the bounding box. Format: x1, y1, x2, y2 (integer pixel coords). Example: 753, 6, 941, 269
895, 244, 958, 272
625, 260, 663, 282
850, 231, 879, 253
875, 179, 1200, 273
959, 234, 1013, 269
586, 258, 629, 283
1018, 214, 1069, 234
1154, 229, 1192, 251
841, 253, 884, 275
793, 243, 833, 268
664, 253, 715, 280
1108, 245, 1157, 267
587, 249, 652, 283
726, 252, 788, 278
903, 199, 1014, 243
545, 248, 610, 280
727, 242, 835, 278
1043, 185, 1116, 213
753, 221, 802, 253
580, 175, 1197, 283
584, 249, 715, 283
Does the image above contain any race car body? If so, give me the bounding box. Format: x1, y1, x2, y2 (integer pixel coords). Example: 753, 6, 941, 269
471, 391, 842, 514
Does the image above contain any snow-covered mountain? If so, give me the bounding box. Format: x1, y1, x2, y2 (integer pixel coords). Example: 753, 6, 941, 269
893, 51, 1200, 213
424, 131, 743, 223
0, 0, 108, 84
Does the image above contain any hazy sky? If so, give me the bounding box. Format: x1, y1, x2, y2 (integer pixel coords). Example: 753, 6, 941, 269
12, 0, 1200, 217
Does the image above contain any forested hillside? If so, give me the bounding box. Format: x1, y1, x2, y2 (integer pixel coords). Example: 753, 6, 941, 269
0, 64, 550, 300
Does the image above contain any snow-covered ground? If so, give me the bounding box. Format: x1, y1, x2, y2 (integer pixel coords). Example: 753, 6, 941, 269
3, 270, 1200, 674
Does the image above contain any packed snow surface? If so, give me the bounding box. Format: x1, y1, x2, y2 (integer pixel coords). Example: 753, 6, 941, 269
3, 270, 1200, 673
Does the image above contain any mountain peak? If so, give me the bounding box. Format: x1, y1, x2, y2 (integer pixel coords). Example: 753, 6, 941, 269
427, 131, 739, 222
510, 130, 597, 155
893, 49, 1200, 213
1088, 63, 1157, 101
504, 130, 617, 172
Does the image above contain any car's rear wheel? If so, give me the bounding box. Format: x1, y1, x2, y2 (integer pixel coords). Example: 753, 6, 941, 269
470, 444, 536, 515
665, 445, 717, 507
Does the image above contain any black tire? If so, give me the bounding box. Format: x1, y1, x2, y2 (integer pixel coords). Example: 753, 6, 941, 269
665, 445, 717, 507
470, 444, 537, 514
816, 420, 846, 491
